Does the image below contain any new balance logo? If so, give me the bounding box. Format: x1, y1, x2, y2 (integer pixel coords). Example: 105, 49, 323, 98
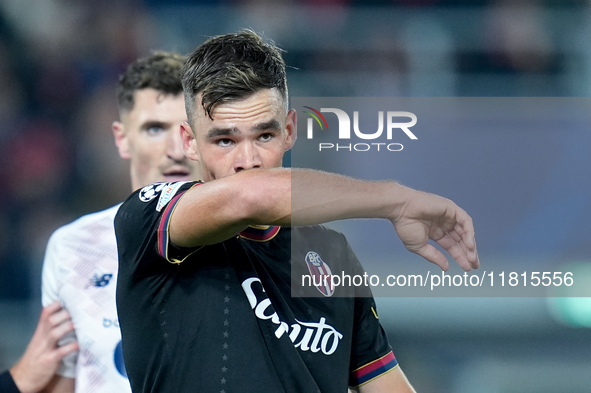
92, 273, 113, 287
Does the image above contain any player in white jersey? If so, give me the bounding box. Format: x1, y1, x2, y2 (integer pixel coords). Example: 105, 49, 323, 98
42, 206, 124, 392
40, 52, 202, 393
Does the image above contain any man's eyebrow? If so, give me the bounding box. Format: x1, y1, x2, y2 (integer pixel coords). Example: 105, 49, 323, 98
207, 128, 239, 138
141, 120, 168, 129
252, 119, 281, 132
206, 120, 282, 138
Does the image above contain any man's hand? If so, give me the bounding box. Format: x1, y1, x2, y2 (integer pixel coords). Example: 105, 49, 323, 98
392, 187, 479, 271
10, 301, 78, 393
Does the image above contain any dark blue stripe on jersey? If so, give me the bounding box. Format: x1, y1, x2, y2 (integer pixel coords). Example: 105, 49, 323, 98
350, 351, 398, 387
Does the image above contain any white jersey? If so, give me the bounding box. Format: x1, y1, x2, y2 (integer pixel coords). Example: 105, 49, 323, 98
42, 204, 131, 393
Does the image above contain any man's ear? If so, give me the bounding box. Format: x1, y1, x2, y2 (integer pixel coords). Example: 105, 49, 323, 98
180, 121, 200, 161
284, 108, 297, 151
112, 121, 130, 160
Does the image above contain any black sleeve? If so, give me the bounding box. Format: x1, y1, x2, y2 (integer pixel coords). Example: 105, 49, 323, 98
343, 240, 399, 387
0, 370, 21, 393
115, 181, 201, 277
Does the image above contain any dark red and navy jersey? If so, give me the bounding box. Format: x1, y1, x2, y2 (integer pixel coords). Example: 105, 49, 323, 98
115, 181, 397, 393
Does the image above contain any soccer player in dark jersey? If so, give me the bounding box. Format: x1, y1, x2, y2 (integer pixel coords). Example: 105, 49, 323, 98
115, 30, 479, 393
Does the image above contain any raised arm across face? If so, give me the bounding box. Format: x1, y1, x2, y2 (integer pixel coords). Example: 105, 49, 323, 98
170, 30, 479, 271
172, 127, 479, 271
173, 88, 296, 246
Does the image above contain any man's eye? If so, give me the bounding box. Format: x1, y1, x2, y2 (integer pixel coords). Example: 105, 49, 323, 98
217, 138, 233, 147
146, 126, 165, 136
259, 133, 274, 142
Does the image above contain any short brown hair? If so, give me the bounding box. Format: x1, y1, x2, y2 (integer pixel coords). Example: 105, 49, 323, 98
116, 51, 186, 113
182, 30, 287, 124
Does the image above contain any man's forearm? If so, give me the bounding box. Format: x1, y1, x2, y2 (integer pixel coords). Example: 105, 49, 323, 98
171, 168, 406, 247
169, 167, 479, 274
290, 168, 407, 225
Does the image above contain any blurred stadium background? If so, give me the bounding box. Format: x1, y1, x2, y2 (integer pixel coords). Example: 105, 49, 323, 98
0, 1, 590, 392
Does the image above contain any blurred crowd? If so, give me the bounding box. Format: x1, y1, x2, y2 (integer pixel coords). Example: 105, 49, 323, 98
0, 0, 155, 300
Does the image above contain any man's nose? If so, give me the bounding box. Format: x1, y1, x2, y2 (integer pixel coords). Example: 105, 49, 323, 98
167, 127, 186, 162
234, 142, 262, 172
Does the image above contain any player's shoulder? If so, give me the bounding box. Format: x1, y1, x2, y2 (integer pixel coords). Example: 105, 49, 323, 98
50, 204, 120, 240
119, 181, 200, 213
44, 204, 120, 266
